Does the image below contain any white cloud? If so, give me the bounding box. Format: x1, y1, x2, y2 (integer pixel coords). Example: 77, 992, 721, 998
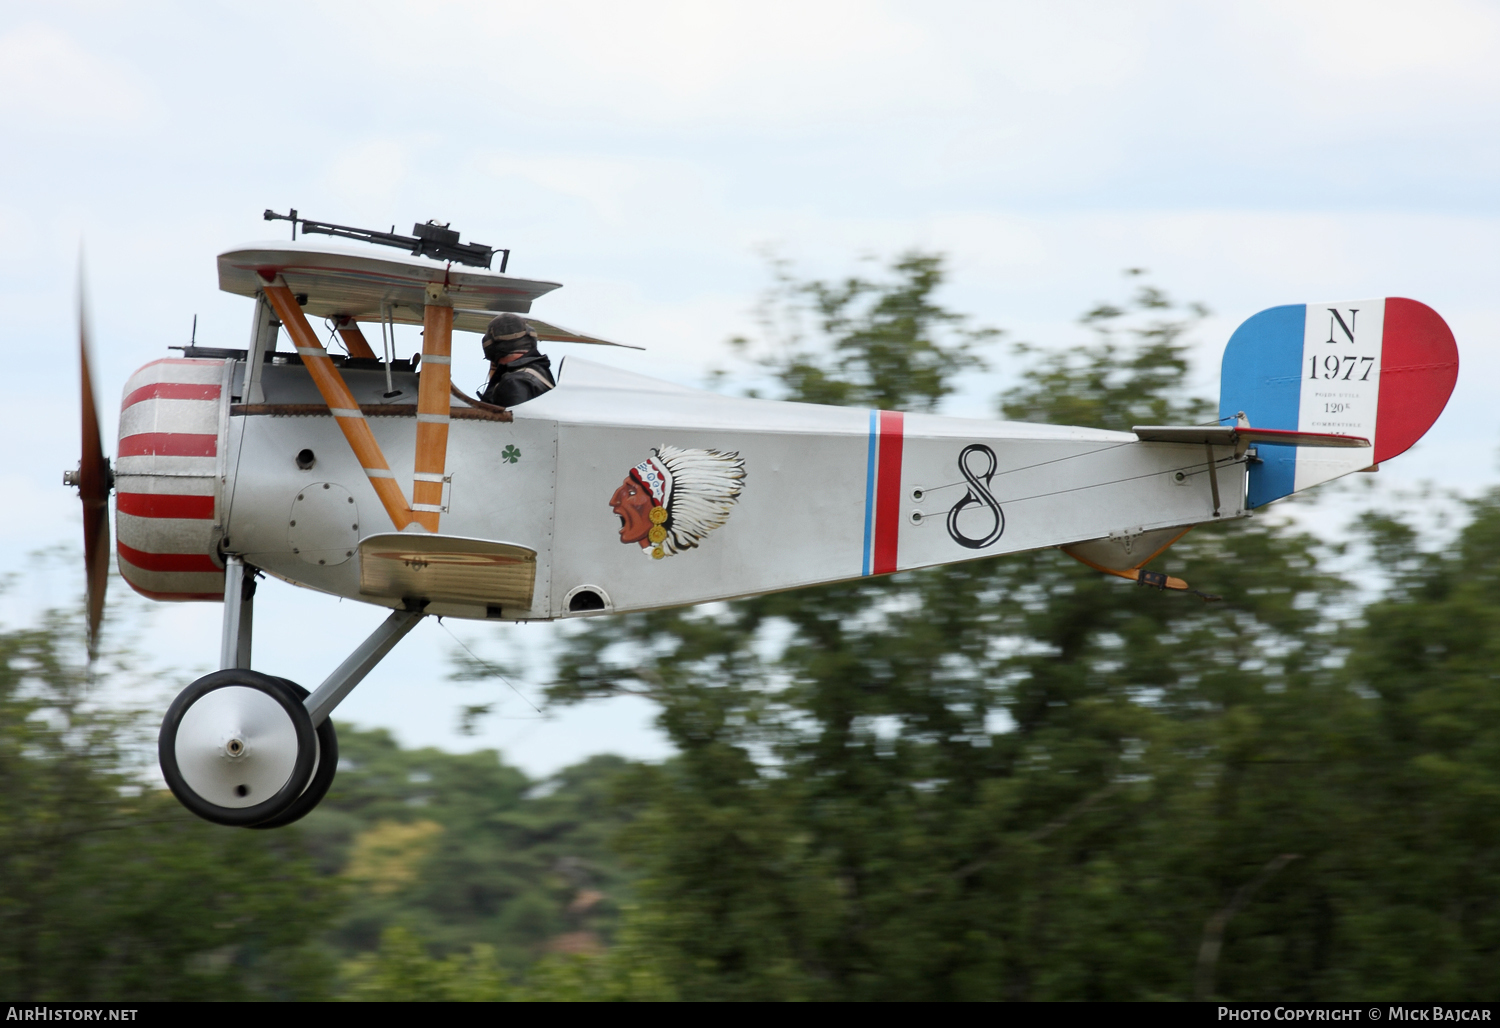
323, 138, 411, 203
1257, 0, 1500, 82
477, 150, 725, 232
0, 23, 151, 128
340, 0, 956, 128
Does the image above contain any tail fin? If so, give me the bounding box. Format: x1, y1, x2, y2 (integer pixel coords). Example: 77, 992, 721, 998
1219, 298, 1458, 507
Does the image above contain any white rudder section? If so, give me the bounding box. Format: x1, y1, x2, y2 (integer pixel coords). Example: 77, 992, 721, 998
1295, 298, 1383, 492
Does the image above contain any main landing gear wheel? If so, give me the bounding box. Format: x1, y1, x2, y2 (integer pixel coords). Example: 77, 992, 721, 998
248, 677, 338, 830
159, 670, 317, 828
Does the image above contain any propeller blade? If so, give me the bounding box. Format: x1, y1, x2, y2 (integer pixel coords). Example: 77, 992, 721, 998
77, 278, 110, 658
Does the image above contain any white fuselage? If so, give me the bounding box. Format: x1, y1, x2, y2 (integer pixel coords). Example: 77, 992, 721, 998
216, 356, 1245, 621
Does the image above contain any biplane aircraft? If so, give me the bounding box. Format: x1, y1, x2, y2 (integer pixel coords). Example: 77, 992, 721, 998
65, 211, 1459, 828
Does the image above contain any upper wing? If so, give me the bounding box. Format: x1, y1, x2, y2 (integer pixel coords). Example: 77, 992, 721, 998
218, 241, 561, 318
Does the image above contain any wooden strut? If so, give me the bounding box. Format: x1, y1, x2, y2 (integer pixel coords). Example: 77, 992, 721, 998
261, 282, 417, 531
412, 290, 454, 531
334, 316, 378, 359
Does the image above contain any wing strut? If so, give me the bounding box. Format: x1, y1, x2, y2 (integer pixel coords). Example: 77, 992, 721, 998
333, 316, 378, 359
412, 285, 453, 531
1206, 442, 1221, 518
261, 280, 418, 531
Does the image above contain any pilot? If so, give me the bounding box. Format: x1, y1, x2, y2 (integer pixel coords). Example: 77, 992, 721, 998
478, 313, 556, 407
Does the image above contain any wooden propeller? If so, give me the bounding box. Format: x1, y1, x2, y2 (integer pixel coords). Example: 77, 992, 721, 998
67, 278, 111, 658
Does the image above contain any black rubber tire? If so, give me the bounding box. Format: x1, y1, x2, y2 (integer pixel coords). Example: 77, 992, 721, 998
159, 670, 317, 828
247, 678, 338, 830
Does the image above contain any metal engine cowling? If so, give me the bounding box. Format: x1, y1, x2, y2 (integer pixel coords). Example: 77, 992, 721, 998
115, 358, 232, 600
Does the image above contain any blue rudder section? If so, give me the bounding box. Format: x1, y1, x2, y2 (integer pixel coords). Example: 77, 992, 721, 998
1220, 304, 1305, 508
862, 409, 877, 576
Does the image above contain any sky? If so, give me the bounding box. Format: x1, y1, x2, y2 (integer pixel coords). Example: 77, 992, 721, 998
3, 0, 1498, 778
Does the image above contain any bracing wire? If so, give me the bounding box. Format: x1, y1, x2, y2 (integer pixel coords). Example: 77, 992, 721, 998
908, 436, 1245, 506
324, 317, 348, 356
996, 454, 1237, 508
915, 439, 1137, 496
437, 620, 545, 716
897, 448, 1245, 516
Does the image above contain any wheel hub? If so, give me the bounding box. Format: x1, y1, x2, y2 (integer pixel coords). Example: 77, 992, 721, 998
174, 686, 301, 808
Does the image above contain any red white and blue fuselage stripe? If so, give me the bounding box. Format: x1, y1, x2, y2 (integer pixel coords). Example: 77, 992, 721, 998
862, 410, 904, 576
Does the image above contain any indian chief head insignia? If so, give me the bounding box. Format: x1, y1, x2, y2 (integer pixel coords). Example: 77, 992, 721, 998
609, 446, 746, 560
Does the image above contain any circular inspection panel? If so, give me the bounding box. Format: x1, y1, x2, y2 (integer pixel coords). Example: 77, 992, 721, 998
288, 482, 360, 566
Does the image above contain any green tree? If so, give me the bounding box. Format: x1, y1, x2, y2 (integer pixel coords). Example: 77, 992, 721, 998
545, 260, 1358, 999
1193, 497, 1500, 1001
729, 250, 994, 411
0, 602, 337, 1000
999, 270, 1212, 429
304, 727, 637, 970
338, 920, 676, 1001
0, 584, 651, 1000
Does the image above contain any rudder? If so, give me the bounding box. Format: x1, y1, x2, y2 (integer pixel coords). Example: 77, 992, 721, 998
1220, 298, 1457, 507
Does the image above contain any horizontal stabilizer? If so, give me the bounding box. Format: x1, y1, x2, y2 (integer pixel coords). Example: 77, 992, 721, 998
1133, 426, 1369, 449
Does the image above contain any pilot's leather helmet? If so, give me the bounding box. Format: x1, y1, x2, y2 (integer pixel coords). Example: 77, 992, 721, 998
482, 313, 538, 362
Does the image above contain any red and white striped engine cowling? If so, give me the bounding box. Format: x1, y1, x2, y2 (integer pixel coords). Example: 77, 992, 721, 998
116, 358, 231, 601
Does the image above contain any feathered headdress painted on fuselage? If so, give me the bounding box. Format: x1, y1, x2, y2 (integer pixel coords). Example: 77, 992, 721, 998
625, 445, 746, 559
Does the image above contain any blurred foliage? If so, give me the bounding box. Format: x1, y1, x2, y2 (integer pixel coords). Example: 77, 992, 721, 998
11, 255, 1499, 1000
0, 607, 643, 1000
339, 919, 676, 1001
0, 609, 336, 1000
726, 250, 995, 411
541, 257, 1500, 1000
299, 728, 634, 971
999, 268, 1214, 430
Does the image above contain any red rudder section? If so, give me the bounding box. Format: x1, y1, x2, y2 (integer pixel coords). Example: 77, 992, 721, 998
1376, 298, 1458, 465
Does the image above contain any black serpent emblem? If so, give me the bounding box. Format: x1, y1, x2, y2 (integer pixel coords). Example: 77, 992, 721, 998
946, 444, 1005, 549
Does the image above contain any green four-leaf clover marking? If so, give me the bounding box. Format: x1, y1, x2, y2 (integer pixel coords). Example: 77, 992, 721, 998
502, 444, 521, 464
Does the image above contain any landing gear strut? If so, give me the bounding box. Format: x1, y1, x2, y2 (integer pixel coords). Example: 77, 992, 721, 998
158, 557, 425, 828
